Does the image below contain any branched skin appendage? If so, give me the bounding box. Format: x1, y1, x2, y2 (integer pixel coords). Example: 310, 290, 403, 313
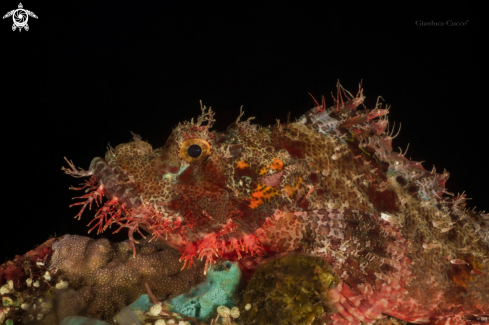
64, 85, 489, 325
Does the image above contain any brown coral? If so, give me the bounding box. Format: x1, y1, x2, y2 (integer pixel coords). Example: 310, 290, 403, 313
49, 235, 206, 322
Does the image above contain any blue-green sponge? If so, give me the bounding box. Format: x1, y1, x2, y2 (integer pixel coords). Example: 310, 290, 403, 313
61, 296, 153, 325
165, 261, 242, 322
113, 294, 154, 325
128, 294, 154, 312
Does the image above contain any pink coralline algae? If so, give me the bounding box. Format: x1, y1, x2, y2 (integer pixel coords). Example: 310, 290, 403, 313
0, 239, 53, 289
0, 239, 57, 325
63, 83, 489, 325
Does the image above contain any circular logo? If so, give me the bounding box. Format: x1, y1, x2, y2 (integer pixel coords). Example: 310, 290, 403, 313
13, 9, 28, 27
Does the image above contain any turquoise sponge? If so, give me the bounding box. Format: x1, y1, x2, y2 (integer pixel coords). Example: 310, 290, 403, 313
60, 296, 153, 325
128, 294, 154, 312
113, 294, 154, 325
165, 261, 242, 322
61, 316, 110, 325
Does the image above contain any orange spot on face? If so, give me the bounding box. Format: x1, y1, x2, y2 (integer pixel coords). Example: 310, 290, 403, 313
284, 176, 302, 198
236, 160, 250, 169
249, 199, 261, 209
269, 158, 284, 171
258, 166, 268, 176
257, 158, 285, 176
249, 183, 280, 209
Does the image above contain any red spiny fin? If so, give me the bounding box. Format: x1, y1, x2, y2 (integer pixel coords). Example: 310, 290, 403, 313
179, 242, 198, 270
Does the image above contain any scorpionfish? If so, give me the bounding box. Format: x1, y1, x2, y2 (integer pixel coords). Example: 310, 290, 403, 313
63, 83, 489, 325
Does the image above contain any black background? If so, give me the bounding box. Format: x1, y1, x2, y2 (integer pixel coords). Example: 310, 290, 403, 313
1, 2, 487, 261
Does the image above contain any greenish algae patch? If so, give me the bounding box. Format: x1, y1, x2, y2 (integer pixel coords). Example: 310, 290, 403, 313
239, 254, 338, 325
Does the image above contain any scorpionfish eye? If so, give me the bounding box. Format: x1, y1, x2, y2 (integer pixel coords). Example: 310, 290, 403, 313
179, 138, 211, 163
187, 144, 202, 158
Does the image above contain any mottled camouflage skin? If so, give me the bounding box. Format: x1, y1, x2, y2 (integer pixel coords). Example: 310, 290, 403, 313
64, 84, 489, 325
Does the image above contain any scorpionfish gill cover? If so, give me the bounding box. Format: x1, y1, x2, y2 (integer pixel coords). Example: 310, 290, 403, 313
63, 83, 489, 325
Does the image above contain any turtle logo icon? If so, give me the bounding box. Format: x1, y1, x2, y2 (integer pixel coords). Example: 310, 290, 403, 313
3, 3, 38, 32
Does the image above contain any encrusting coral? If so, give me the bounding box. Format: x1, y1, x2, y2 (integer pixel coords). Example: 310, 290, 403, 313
49, 235, 206, 322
